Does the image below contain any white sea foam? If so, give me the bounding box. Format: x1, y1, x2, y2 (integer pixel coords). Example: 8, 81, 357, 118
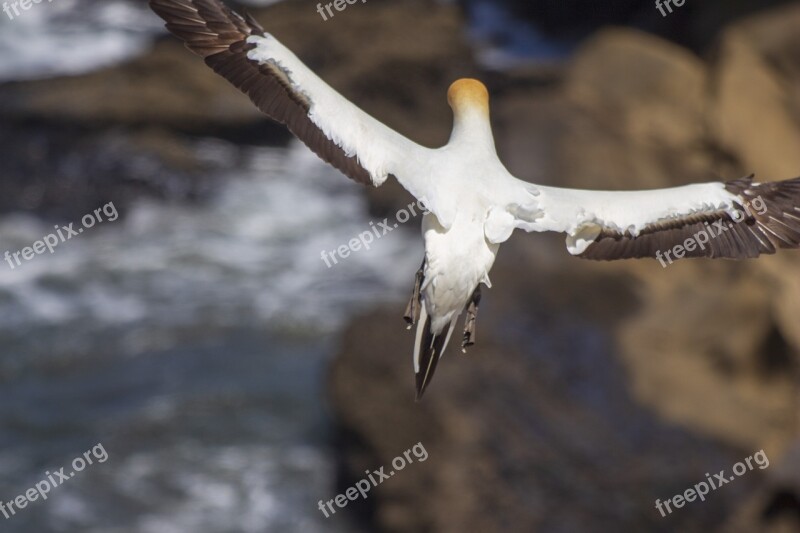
0, 0, 287, 82
0, 140, 422, 343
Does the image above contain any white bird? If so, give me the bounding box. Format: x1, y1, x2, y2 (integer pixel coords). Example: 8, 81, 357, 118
151, 0, 800, 399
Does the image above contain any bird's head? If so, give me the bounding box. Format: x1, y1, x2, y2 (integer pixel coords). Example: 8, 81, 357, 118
447, 78, 490, 119
446, 78, 494, 146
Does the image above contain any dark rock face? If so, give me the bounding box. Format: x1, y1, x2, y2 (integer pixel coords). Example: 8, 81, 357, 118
0, 121, 219, 219
330, 298, 757, 532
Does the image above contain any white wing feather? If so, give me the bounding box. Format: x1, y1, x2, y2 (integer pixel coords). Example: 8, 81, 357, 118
498, 177, 742, 254
246, 35, 437, 206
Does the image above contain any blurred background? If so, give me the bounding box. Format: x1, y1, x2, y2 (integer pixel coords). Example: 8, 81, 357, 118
1, 0, 799, 531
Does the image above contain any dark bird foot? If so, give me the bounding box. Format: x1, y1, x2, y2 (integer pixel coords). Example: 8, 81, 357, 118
403, 261, 425, 329
462, 285, 482, 352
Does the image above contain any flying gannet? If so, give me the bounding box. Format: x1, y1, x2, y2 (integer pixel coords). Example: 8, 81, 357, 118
150, 0, 800, 399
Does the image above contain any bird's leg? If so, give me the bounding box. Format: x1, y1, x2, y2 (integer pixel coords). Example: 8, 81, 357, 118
462, 285, 482, 352
403, 261, 425, 329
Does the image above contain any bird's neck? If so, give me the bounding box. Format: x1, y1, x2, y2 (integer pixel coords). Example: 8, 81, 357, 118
448, 108, 497, 154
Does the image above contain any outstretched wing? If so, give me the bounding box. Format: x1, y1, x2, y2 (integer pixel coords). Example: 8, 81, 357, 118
149, 0, 431, 197
506, 175, 800, 261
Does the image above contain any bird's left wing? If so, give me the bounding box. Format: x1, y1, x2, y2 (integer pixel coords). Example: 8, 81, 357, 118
499, 174, 800, 261
149, 0, 432, 199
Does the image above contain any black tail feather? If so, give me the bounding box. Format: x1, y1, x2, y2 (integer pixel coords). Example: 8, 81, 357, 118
415, 315, 451, 401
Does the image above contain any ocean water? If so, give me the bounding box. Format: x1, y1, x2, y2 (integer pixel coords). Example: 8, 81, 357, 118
0, 138, 422, 532
0, 0, 284, 82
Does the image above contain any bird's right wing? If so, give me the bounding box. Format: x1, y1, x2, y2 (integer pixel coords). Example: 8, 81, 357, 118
496, 174, 800, 261
150, 0, 437, 208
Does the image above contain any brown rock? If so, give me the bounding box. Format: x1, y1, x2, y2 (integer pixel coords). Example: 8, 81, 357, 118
328, 258, 765, 532
0, 39, 263, 132
712, 5, 800, 181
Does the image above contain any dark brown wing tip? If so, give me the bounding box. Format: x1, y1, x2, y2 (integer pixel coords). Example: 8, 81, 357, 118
725, 174, 800, 251
149, 0, 264, 58
579, 174, 800, 262
149, 0, 373, 186
148, 0, 373, 186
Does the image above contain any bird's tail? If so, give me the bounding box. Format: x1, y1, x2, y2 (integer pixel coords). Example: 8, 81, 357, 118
413, 305, 454, 401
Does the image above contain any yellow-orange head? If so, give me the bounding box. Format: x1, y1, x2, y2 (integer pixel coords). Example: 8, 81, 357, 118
447, 78, 490, 118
